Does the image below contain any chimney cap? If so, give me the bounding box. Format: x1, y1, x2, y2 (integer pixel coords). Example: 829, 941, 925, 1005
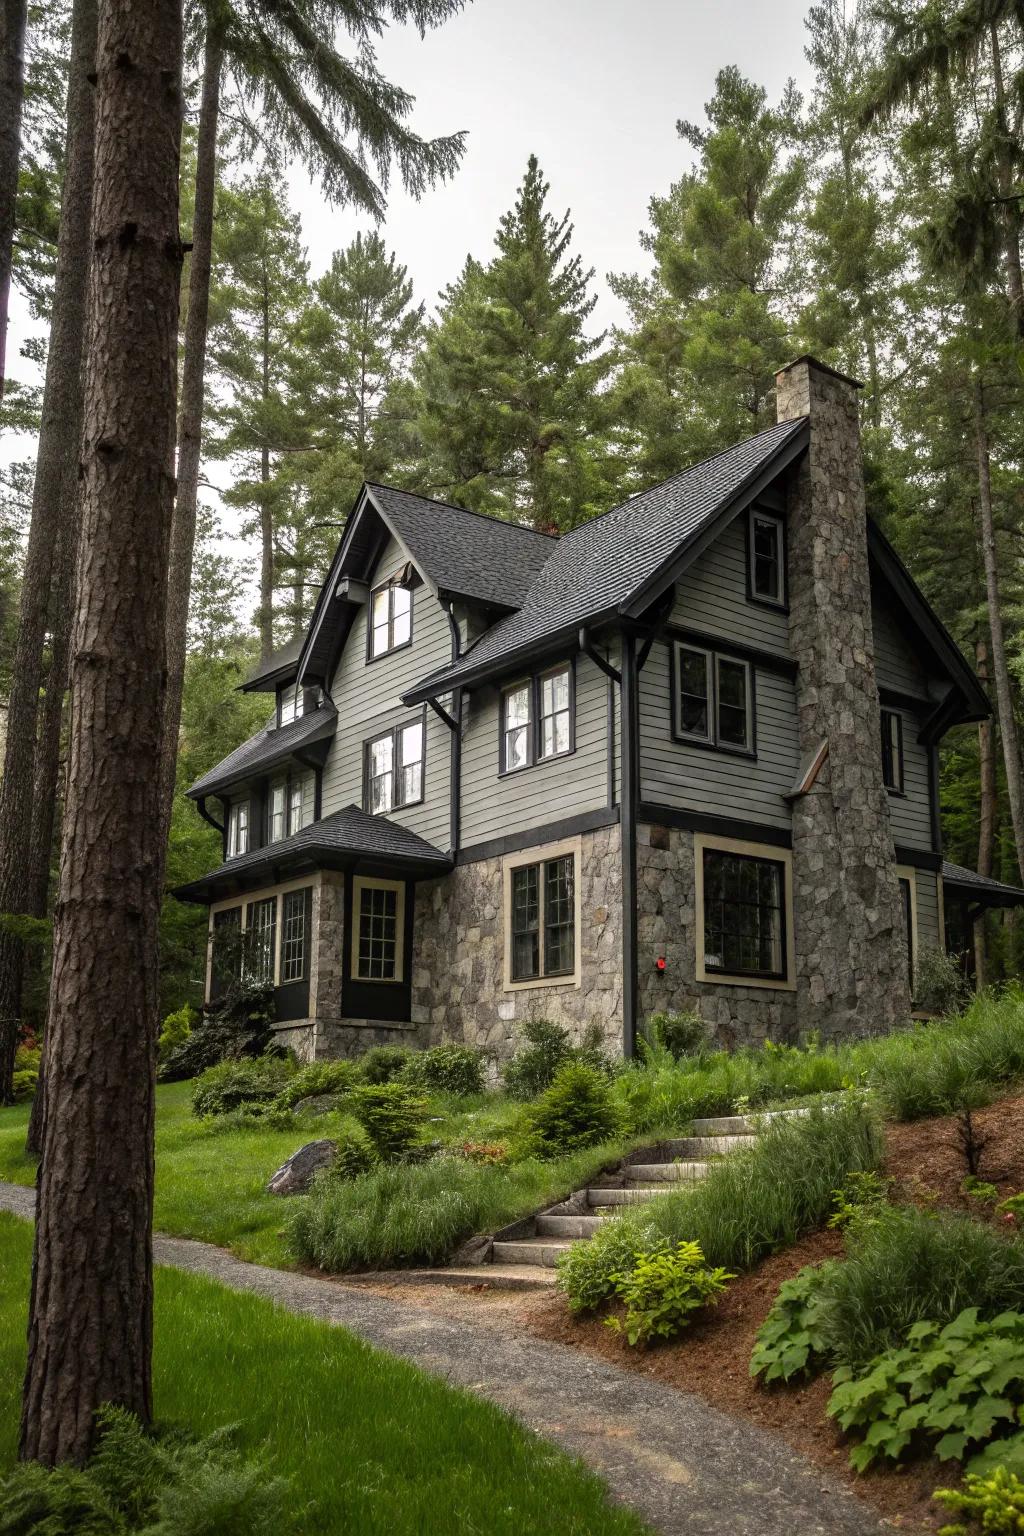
775, 354, 864, 390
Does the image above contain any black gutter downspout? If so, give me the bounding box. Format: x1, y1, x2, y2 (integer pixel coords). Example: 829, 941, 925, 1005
620, 632, 639, 1060
444, 600, 462, 855
197, 796, 226, 849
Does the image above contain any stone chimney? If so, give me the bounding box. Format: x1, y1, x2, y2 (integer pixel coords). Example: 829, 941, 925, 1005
776, 356, 911, 1037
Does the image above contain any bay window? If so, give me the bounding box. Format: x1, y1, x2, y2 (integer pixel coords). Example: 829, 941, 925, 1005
351, 877, 405, 982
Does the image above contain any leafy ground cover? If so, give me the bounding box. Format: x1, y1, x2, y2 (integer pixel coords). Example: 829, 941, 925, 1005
0, 1213, 647, 1536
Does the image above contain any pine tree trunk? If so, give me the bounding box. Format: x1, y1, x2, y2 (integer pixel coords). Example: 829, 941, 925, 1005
0, 0, 96, 1104
0, 0, 27, 399
973, 372, 1024, 881
19, 0, 182, 1468
158, 26, 221, 850
975, 637, 996, 988
990, 24, 1024, 337
259, 280, 274, 661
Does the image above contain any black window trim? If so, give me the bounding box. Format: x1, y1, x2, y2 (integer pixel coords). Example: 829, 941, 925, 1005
746, 506, 789, 612
671, 641, 757, 759
499, 659, 576, 776
508, 851, 577, 982
366, 575, 414, 663
881, 707, 905, 796
362, 708, 427, 816
700, 844, 789, 983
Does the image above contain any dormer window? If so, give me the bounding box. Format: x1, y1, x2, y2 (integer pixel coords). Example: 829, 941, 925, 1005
369, 580, 412, 659
748, 510, 786, 607
278, 683, 305, 726
227, 800, 249, 858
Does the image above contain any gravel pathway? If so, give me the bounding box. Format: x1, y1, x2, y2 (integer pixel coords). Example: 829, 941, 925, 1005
0, 1180, 885, 1535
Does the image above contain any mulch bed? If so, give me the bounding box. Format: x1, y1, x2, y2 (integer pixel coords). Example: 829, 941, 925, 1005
518, 1093, 1024, 1533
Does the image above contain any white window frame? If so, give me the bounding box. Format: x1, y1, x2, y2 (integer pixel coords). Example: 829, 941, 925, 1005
673, 643, 754, 754
278, 683, 305, 726
351, 876, 406, 983
502, 836, 582, 992
694, 834, 796, 992
227, 800, 250, 858
206, 874, 317, 1002
365, 716, 424, 815
749, 509, 786, 607
288, 776, 306, 835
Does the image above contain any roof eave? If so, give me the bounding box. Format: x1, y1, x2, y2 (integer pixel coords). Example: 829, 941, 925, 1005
400, 609, 622, 705
184, 715, 336, 801
173, 843, 453, 905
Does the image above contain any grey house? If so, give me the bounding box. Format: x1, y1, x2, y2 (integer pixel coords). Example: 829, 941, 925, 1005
177, 356, 1024, 1061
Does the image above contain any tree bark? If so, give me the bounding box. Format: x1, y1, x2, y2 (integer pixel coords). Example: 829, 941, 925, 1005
259, 274, 274, 661
0, 0, 96, 1104
0, 0, 28, 399
975, 636, 996, 988
19, 0, 182, 1468
973, 372, 1024, 881
990, 24, 1024, 337
158, 24, 222, 851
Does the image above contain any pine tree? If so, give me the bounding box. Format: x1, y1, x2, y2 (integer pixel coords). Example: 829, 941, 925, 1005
609, 68, 806, 484
411, 155, 611, 531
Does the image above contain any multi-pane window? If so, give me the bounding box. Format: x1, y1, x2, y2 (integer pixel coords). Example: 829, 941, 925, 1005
280, 889, 308, 984
365, 718, 424, 815
749, 511, 785, 605
674, 644, 752, 753
356, 883, 400, 981
211, 906, 241, 987
269, 784, 286, 843
501, 664, 573, 772
369, 581, 412, 658
898, 876, 914, 993
509, 853, 576, 982
278, 684, 305, 726
702, 848, 786, 980
245, 896, 277, 984
881, 709, 904, 793
227, 800, 249, 857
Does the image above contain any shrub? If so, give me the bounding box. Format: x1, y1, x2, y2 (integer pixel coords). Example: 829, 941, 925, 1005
606, 1240, 733, 1346
817, 1206, 1024, 1367
12, 1042, 40, 1103
502, 1019, 609, 1100
192, 1056, 295, 1118
827, 1169, 892, 1230
158, 1004, 195, 1063
401, 1044, 484, 1097
357, 1045, 414, 1084
750, 1262, 839, 1385
935, 1465, 1024, 1534
913, 944, 973, 1017
274, 1060, 360, 1110
557, 1213, 657, 1314
349, 1082, 428, 1162
318, 1122, 376, 1182
0, 1404, 293, 1536
643, 1010, 708, 1061
525, 1063, 623, 1156
159, 980, 277, 1083
828, 1308, 1024, 1470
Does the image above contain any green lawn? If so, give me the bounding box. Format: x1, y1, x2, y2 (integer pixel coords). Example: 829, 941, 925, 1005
0, 1214, 646, 1536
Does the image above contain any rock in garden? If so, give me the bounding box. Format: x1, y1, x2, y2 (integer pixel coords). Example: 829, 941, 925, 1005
267, 1140, 336, 1196
292, 1093, 348, 1119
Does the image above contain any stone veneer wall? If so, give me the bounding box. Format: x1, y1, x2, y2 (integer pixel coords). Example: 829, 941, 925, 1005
636, 823, 798, 1046
411, 822, 624, 1061
777, 358, 911, 1038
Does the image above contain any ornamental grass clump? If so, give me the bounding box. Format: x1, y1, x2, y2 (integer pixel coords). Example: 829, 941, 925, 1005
274, 1059, 360, 1109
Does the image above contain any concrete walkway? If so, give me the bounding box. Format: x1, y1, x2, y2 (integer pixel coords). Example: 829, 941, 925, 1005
0, 1180, 885, 1535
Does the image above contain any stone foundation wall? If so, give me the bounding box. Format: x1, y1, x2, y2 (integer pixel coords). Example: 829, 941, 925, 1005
636, 823, 798, 1047
412, 822, 624, 1061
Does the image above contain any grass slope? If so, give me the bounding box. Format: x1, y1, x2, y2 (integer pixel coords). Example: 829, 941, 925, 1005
0, 1214, 646, 1536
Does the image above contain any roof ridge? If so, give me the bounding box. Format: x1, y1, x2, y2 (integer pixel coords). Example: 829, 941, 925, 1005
365, 481, 559, 541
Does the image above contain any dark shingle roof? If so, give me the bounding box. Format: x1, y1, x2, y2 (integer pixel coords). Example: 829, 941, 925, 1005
365, 483, 555, 609
186, 705, 337, 799
241, 634, 305, 692
173, 805, 451, 902
402, 419, 808, 701
942, 861, 1024, 907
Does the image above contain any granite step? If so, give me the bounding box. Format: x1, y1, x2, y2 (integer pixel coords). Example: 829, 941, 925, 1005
690, 1108, 812, 1136
535, 1213, 606, 1239
491, 1236, 574, 1268
624, 1161, 711, 1183
657, 1134, 757, 1158
587, 1186, 679, 1206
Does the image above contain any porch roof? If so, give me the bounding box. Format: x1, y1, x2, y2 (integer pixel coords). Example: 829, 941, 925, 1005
942, 860, 1024, 910
173, 804, 451, 904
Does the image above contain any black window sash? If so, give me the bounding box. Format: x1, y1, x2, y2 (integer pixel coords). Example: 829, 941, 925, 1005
365, 714, 425, 814
881, 710, 904, 793
702, 848, 787, 981
501, 664, 574, 773
675, 645, 751, 753
510, 854, 575, 980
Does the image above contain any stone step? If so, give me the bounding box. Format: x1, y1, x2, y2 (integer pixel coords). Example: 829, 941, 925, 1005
690, 1108, 810, 1136
491, 1237, 574, 1269
657, 1134, 756, 1158
535, 1213, 605, 1239
624, 1161, 711, 1184
587, 1186, 677, 1206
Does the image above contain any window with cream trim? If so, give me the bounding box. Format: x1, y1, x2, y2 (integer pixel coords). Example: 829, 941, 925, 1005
503, 837, 582, 990
351, 877, 405, 982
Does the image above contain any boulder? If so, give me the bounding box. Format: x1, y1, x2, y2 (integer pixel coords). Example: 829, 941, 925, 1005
267, 1139, 336, 1196
292, 1093, 347, 1119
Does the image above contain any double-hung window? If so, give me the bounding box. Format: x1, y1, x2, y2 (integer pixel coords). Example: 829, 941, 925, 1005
369, 580, 412, 659
699, 842, 789, 983
365, 717, 424, 815
280, 889, 309, 984
278, 684, 305, 725
352, 877, 405, 982
506, 845, 578, 986
268, 784, 286, 843
211, 906, 242, 988
227, 800, 249, 857
245, 896, 277, 984
881, 708, 904, 793
748, 510, 786, 606
289, 777, 306, 834
673, 644, 753, 753
501, 663, 574, 773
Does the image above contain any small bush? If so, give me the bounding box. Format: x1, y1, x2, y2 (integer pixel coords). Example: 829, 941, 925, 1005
643, 1010, 708, 1061
159, 981, 277, 1083
357, 1045, 414, 1084
750, 1263, 838, 1384
274, 1060, 360, 1110
12, 1043, 40, 1103
319, 1122, 376, 1182
935, 1465, 1024, 1534
401, 1044, 484, 1097
192, 1057, 295, 1118
158, 1004, 195, 1063
0, 1403, 294, 1536
557, 1214, 656, 1314
828, 1308, 1024, 1470
349, 1082, 428, 1162
913, 944, 973, 1016
525, 1063, 623, 1156
606, 1239, 732, 1346
502, 1019, 609, 1100
827, 1169, 892, 1230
